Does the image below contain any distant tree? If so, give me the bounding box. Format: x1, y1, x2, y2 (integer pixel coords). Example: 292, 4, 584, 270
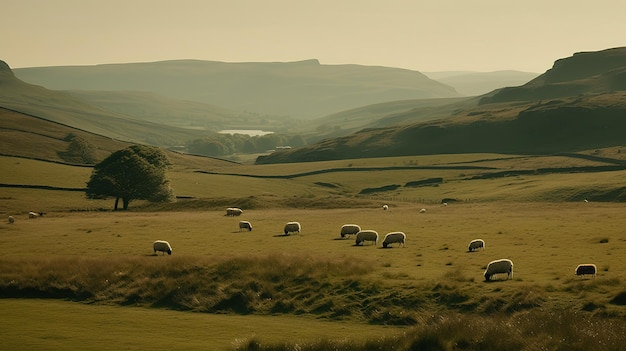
86, 145, 174, 210
59, 134, 96, 164
242, 139, 257, 153
255, 134, 283, 152
288, 134, 306, 148
187, 138, 229, 156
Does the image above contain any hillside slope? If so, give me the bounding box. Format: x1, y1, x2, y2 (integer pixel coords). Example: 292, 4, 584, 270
257, 48, 626, 164
0, 60, 212, 147
301, 97, 474, 139
480, 47, 626, 104
14, 59, 460, 119
0, 106, 237, 171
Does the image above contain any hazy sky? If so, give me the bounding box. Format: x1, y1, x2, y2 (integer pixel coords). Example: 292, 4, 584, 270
3, 0, 625, 73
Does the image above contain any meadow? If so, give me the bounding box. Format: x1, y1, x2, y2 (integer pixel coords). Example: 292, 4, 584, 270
2, 152, 626, 350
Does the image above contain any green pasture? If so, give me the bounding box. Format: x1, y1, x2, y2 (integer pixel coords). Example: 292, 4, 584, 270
1, 299, 402, 351
3, 202, 626, 349
3, 152, 626, 350
4, 202, 625, 283
3, 151, 624, 211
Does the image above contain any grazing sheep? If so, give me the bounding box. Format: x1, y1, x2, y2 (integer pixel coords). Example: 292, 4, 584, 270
28, 211, 41, 219
355, 230, 378, 246
153, 240, 172, 255
419, 208, 427, 213
226, 207, 243, 216
284, 221, 301, 235
340, 224, 361, 238
8, 216, 15, 224
484, 259, 514, 281
239, 220, 252, 231
575, 264, 597, 278
382, 204, 389, 210
442, 202, 448, 206
382, 232, 406, 248
468, 239, 485, 252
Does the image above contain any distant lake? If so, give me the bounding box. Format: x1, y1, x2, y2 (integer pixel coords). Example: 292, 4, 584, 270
218, 129, 274, 137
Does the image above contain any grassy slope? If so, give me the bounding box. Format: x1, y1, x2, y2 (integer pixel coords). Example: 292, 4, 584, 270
0, 107, 235, 169
0, 107, 135, 163
2, 203, 626, 349
1, 299, 402, 351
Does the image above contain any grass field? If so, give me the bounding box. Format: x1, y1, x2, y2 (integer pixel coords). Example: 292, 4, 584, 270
2, 152, 626, 350
1, 298, 403, 351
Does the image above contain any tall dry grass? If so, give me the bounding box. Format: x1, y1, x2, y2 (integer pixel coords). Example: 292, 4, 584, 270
233, 311, 626, 351
0, 254, 395, 320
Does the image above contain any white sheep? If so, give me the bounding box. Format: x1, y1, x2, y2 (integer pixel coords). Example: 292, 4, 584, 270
284, 221, 301, 235
239, 220, 252, 231
468, 239, 485, 252
382, 232, 406, 248
28, 211, 40, 219
340, 224, 361, 238
153, 240, 172, 255
226, 207, 243, 216
8, 216, 15, 224
575, 264, 597, 278
355, 230, 378, 246
382, 204, 389, 210
419, 208, 427, 213
484, 259, 514, 281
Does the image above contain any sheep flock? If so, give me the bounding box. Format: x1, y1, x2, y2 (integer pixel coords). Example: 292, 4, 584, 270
143, 204, 600, 282
5, 203, 601, 283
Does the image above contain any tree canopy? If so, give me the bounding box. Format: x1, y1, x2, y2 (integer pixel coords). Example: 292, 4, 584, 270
86, 145, 174, 210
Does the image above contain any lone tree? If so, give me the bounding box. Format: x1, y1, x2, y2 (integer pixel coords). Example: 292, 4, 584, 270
86, 145, 174, 210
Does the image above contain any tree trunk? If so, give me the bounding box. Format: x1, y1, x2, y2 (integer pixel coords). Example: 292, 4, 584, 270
114, 197, 120, 211
122, 198, 130, 210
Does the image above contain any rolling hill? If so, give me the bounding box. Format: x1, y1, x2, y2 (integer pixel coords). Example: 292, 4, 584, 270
0, 60, 215, 147
257, 47, 626, 164
299, 96, 474, 138
13, 59, 460, 119
480, 47, 626, 104
0, 105, 237, 171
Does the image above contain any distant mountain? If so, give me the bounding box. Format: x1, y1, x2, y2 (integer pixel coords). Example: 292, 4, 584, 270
0, 60, 211, 146
480, 47, 626, 104
257, 47, 626, 164
13, 59, 461, 119
424, 70, 540, 96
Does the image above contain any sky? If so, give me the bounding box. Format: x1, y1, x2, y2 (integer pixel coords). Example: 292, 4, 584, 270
2, 0, 625, 73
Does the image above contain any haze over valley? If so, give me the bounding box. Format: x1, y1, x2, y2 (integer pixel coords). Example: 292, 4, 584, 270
2, 47, 625, 163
